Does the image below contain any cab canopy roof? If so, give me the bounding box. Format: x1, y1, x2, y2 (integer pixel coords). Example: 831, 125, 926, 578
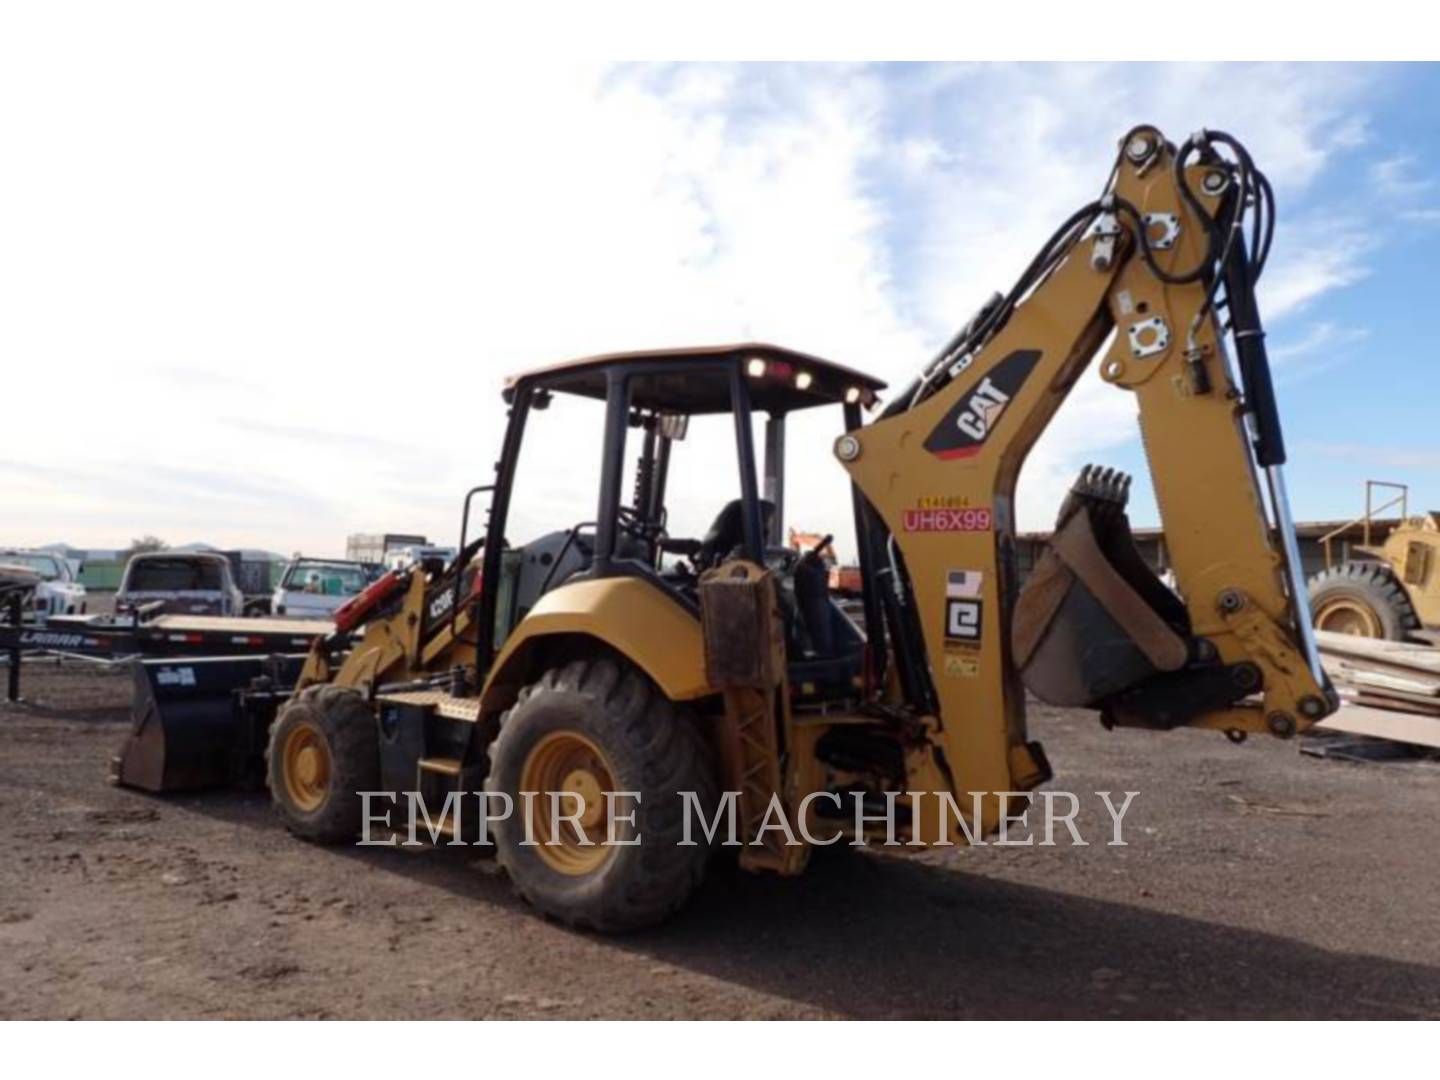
505, 343, 885, 415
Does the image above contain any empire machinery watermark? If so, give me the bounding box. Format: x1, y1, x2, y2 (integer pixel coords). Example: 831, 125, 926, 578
356, 789, 1140, 849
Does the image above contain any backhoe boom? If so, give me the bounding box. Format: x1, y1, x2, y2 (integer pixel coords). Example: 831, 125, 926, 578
840, 125, 1335, 840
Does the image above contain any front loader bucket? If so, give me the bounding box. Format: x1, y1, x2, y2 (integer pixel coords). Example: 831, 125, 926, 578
111, 654, 305, 793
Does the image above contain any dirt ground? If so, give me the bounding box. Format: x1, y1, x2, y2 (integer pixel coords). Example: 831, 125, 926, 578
2, 660, 1438, 1019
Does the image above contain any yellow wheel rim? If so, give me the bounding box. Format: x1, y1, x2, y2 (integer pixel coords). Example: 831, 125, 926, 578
1315, 597, 1382, 637
282, 720, 332, 813
519, 731, 618, 876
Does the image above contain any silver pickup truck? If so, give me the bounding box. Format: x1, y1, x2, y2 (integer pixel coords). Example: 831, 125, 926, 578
115, 552, 245, 617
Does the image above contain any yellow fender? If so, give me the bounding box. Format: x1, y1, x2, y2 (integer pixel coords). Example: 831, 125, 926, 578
477, 577, 712, 719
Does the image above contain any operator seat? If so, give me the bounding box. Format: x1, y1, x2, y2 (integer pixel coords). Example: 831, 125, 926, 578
690, 498, 864, 702
695, 498, 776, 571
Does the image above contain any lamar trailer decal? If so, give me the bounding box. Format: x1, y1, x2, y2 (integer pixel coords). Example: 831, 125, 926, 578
923, 349, 1041, 460
15, 630, 112, 652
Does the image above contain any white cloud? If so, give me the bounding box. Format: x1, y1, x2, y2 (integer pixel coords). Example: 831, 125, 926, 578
1257, 219, 1374, 322
0, 42, 1386, 556
1269, 320, 1369, 366
1370, 155, 1433, 199
1305, 443, 1440, 471
1266, 320, 1370, 388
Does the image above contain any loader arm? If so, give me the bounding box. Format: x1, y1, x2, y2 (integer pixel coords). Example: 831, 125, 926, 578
840, 126, 1334, 837
294, 546, 481, 694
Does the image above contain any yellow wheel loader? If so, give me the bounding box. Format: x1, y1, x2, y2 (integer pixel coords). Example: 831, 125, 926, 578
123, 126, 1337, 931
1309, 483, 1438, 641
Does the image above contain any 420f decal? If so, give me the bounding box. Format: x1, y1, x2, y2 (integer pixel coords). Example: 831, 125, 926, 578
923, 349, 1041, 460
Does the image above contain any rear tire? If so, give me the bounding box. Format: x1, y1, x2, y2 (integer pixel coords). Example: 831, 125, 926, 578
267, 685, 380, 843
486, 654, 719, 932
1308, 561, 1420, 641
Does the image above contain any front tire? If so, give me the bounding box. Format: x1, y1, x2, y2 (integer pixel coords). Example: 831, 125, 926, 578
486, 655, 719, 932
1308, 561, 1420, 641
267, 685, 380, 843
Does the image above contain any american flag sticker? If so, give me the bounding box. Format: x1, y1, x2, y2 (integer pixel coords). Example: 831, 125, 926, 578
946, 570, 983, 599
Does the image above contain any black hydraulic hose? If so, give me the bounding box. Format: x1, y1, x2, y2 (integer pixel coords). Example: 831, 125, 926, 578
894, 129, 1278, 442
1145, 130, 1285, 463
907, 130, 1248, 418
888, 130, 1175, 420
1110, 196, 1213, 288
885, 200, 1106, 418
1253, 169, 1276, 279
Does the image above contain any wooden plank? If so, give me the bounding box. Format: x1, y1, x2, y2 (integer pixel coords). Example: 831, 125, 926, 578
1335, 677, 1440, 711
1315, 704, 1440, 749
1321, 659, 1440, 703
1345, 668, 1440, 696
1315, 629, 1440, 674
1351, 693, 1440, 716
150, 614, 333, 636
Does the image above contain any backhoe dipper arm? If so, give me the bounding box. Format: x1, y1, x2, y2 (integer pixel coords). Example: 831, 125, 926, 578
838, 126, 1334, 838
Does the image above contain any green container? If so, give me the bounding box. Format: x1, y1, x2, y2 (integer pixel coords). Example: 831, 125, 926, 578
79, 561, 124, 590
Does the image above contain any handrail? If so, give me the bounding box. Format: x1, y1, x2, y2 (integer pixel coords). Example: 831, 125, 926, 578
1318, 481, 1409, 568
448, 485, 496, 647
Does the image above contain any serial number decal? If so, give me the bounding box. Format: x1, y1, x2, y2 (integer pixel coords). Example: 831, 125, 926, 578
915, 494, 973, 510
902, 507, 992, 533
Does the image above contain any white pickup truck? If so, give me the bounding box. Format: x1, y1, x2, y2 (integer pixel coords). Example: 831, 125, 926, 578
271, 558, 374, 620
0, 549, 87, 619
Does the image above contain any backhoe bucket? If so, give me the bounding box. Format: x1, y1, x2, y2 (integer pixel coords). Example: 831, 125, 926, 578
1012, 466, 1190, 707
111, 654, 304, 793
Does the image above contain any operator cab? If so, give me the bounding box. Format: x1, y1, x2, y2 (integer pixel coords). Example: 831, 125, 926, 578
480, 344, 885, 704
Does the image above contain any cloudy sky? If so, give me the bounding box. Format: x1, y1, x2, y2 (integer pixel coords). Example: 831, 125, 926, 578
3, 16, 1436, 558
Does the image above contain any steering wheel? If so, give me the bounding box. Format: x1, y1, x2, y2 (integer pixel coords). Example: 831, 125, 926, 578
616, 505, 665, 548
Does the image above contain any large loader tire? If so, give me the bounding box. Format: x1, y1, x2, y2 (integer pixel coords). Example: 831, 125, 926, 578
267, 685, 380, 844
486, 654, 719, 932
1308, 561, 1421, 641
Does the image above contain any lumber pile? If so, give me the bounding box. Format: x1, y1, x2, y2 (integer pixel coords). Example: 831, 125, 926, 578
1313, 629, 1440, 750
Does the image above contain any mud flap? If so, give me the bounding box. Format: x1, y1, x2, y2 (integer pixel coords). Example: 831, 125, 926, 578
111, 654, 305, 793
1013, 466, 1191, 707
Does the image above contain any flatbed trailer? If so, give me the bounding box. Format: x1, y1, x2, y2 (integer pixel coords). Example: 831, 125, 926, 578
0, 602, 351, 791
1, 610, 335, 696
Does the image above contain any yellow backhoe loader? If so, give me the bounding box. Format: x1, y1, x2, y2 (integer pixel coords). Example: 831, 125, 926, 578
119, 125, 1337, 931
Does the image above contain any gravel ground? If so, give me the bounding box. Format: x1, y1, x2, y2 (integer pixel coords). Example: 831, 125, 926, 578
1, 661, 1438, 1019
